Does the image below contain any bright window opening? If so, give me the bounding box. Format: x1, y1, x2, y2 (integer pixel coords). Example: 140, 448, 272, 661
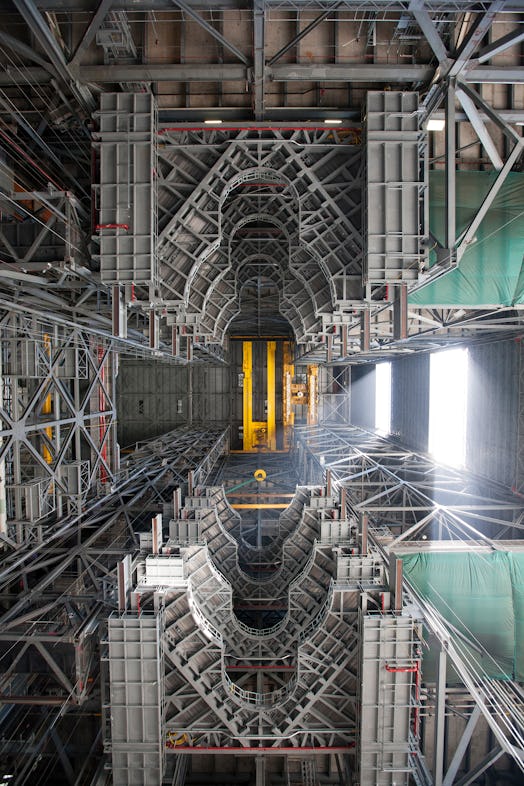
375, 362, 391, 435
429, 347, 468, 467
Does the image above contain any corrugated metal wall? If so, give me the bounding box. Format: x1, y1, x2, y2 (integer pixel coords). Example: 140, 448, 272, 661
350, 365, 375, 429
117, 360, 230, 445
466, 339, 519, 488
390, 353, 430, 453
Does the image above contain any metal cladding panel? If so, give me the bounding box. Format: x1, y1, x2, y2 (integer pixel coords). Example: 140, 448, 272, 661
358, 614, 419, 786
391, 353, 429, 453
351, 365, 376, 429
364, 91, 426, 284
117, 360, 230, 444
466, 340, 519, 488
97, 92, 157, 285
108, 613, 165, 786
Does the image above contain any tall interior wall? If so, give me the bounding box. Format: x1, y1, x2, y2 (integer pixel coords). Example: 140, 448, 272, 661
349, 341, 522, 492
117, 360, 230, 445
466, 339, 519, 488
390, 353, 430, 454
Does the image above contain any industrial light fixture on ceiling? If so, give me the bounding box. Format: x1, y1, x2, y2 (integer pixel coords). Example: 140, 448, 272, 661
426, 118, 446, 131
324, 119, 343, 125
204, 119, 223, 125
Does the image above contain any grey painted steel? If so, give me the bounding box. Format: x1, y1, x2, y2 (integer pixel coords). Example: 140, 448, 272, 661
455, 88, 504, 171
253, 0, 265, 120
267, 3, 341, 67
152, 486, 358, 749
364, 91, 426, 284
408, 0, 448, 63
441, 705, 481, 786
433, 648, 447, 786
171, 0, 249, 65
69, 0, 114, 67
108, 613, 165, 785
96, 92, 158, 286
358, 614, 420, 785
11, 0, 95, 112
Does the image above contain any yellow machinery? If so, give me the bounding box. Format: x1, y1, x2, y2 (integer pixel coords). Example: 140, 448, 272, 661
42, 333, 53, 465
241, 340, 318, 453
242, 340, 277, 452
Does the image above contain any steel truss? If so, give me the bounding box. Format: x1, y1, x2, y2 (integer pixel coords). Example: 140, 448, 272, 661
294, 423, 524, 782
155, 126, 362, 347
0, 424, 228, 782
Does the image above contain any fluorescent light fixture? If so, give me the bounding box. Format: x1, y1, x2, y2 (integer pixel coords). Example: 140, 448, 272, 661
204, 119, 223, 125
324, 119, 343, 125
426, 118, 445, 131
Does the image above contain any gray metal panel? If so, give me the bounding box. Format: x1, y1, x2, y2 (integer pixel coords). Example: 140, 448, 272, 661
358, 614, 420, 786
97, 92, 158, 285
391, 354, 430, 453
108, 613, 165, 786
466, 340, 518, 488
351, 365, 376, 430
364, 91, 427, 284
117, 360, 230, 445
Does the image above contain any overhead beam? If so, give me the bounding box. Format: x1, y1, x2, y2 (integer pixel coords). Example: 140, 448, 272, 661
269, 63, 434, 82
442, 706, 482, 786
2, 63, 524, 87
79, 63, 247, 81
455, 87, 504, 170
268, 2, 341, 66
171, 0, 250, 65
477, 27, 524, 64
69, 0, 113, 67
447, 1, 506, 79
409, 0, 448, 63
11, 0, 95, 112
456, 139, 524, 261
253, 0, 265, 120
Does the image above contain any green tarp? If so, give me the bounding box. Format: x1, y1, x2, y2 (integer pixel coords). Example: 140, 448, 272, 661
409, 171, 524, 307
401, 550, 524, 681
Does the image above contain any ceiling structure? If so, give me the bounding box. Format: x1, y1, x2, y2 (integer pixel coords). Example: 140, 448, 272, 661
0, 2, 524, 786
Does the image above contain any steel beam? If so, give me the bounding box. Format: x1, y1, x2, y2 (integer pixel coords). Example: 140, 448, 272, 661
172, 0, 249, 65
253, 0, 265, 120
477, 27, 524, 64
268, 3, 340, 66
455, 87, 504, 170
454, 748, 504, 786
12, 0, 95, 111
69, 0, 114, 67
447, 1, 506, 79
408, 0, 448, 63
456, 139, 524, 261
269, 63, 434, 82
80, 63, 247, 81
442, 705, 481, 786
444, 81, 456, 255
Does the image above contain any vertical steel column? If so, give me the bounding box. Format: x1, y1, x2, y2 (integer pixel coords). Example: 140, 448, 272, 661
253, 0, 265, 120
444, 82, 456, 255
434, 648, 447, 786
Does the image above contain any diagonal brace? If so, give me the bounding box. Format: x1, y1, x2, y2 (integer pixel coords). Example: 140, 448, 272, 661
172, 0, 249, 65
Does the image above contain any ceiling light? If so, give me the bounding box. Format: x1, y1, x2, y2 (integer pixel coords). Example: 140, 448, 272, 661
426, 118, 445, 131
204, 119, 223, 125
324, 119, 343, 125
